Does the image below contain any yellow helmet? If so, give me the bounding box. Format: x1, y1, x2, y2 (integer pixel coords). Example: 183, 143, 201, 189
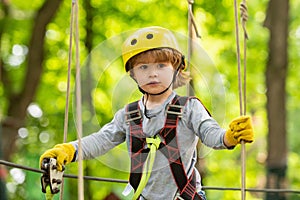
122, 26, 183, 72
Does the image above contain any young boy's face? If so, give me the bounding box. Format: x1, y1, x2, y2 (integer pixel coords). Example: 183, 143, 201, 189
131, 61, 175, 94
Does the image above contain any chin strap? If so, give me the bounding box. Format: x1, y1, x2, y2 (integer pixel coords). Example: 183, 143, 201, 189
137, 55, 185, 96
140, 67, 178, 119
136, 55, 185, 118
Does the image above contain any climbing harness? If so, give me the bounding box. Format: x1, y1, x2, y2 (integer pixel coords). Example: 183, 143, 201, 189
41, 158, 64, 197
126, 95, 210, 200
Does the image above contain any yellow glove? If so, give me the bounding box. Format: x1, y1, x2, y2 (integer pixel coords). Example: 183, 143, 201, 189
224, 116, 254, 148
40, 143, 76, 171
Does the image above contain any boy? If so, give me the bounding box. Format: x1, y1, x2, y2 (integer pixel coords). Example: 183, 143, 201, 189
40, 26, 254, 200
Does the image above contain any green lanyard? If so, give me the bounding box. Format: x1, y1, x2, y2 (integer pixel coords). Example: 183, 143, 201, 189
45, 186, 54, 200
132, 136, 161, 200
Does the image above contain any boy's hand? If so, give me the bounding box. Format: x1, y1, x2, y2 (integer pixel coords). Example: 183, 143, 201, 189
40, 143, 76, 171
224, 116, 254, 148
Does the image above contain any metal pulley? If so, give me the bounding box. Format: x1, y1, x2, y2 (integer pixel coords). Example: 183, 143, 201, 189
41, 158, 64, 194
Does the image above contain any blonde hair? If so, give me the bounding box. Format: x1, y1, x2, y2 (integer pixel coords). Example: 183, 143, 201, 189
127, 48, 191, 89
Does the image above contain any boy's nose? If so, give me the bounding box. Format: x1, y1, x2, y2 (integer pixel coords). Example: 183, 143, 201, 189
148, 69, 158, 77
148, 66, 159, 76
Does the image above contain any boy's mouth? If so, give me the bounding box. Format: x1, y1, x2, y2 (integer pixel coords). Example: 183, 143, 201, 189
147, 81, 160, 85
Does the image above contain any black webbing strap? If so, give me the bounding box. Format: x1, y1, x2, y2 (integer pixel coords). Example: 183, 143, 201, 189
126, 101, 149, 190
159, 96, 203, 200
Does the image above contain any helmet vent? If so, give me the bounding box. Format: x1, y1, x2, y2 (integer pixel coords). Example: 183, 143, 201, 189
131, 39, 137, 45
146, 33, 153, 39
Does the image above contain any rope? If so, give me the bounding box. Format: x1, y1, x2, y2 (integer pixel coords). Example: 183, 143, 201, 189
187, 0, 201, 97
0, 160, 126, 184
187, 0, 194, 97
59, 1, 76, 199
240, 1, 249, 115
233, 0, 249, 199
73, 0, 84, 199
60, 0, 84, 199
64, 1, 75, 144
1, 160, 300, 194
187, 0, 201, 39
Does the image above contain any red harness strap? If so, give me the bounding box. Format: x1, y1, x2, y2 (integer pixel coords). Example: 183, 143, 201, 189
126, 101, 149, 190
126, 95, 207, 200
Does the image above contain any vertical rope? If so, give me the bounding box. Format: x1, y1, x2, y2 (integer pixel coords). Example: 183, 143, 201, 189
187, 0, 194, 97
240, 3, 249, 199
240, 1, 249, 116
63, 2, 75, 144
233, 0, 249, 199
74, 0, 84, 199
59, 1, 76, 199
187, 0, 201, 97
233, 0, 244, 116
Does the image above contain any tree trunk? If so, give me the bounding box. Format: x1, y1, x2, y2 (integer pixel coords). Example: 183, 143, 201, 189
0, 0, 62, 199
264, 0, 289, 199
1, 0, 62, 162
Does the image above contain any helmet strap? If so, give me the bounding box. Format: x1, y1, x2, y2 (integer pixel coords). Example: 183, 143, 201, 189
134, 55, 185, 118
138, 55, 184, 96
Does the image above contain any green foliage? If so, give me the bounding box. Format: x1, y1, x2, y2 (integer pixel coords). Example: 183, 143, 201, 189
1, 0, 300, 199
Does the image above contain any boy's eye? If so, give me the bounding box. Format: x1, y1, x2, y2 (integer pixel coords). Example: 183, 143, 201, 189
139, 64, 148, 70
158, 63, 166, 68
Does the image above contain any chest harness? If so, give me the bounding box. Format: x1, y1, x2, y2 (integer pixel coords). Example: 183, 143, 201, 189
126, 95, 209, 200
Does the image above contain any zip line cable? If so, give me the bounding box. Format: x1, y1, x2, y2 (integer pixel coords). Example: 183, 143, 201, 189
1, 159, 300, 195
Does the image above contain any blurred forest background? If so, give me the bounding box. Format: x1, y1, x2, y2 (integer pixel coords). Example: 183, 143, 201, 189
0, 0, 300, 199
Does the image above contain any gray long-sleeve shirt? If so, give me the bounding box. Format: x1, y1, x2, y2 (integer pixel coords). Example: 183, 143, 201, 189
71, 92, 227, 199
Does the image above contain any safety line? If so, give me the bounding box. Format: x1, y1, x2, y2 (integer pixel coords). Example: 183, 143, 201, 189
61, 0, 84, 199
187, 0, 201, 96
1, 160, 300, 194
240, 1, 249, 116
233, 0, 249, 199
59, 1, 76, 199
234, 0, 244, 117
187, 0, 201, 38
64, 0, 75, 145
240, 2, 249, 198
73, 0, 84, 199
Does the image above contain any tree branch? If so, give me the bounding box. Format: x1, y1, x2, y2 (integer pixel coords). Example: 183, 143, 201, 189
2, 0, 63, 161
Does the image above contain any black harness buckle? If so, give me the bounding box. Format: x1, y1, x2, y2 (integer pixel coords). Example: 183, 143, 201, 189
166, 104, 184, 118
125, 109, 142, 122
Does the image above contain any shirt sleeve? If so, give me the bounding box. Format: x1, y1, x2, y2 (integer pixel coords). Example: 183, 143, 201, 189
186, 98, 227, 149
70, 108, 127, 160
